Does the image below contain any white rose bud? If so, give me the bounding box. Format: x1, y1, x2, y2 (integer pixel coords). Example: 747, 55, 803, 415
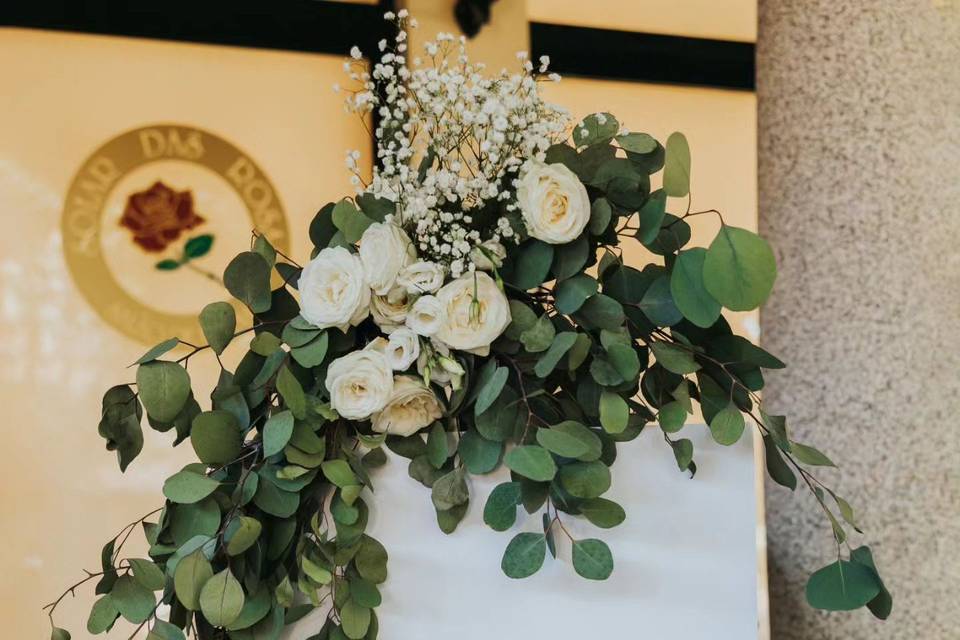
370, 285, 410, 333
385, 328, 420, 371
359, 221, 416, 295
325, 350, 394, 420
396, 260, 445, 294
517, 161, 591, 244
406, 294, 446, 337
371, 376, 443, 437
470, 240, 507, 271
298, 246, 370, 331
435, 272, 511, 356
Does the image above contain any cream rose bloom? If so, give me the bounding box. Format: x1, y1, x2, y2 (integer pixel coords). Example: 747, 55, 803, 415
372, 375, 443, 437
325, 350, 394, 420
385, 328, 420, 371
517, 161, 591, 244
370, 285, 411, 333
298, 246, 370, 331
359, 222, 416, 295
435, 272, 511, 356
406, 294, 446, 337
396, 260, 445, 294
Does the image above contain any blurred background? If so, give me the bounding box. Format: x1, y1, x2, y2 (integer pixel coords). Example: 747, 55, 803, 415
0, 1, 957, 639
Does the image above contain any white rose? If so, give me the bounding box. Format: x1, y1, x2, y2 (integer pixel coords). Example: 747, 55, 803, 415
370, 285, 410, 333
372, 376, 443, 437
517, 161, 591, 244
396, 260, 445, 294
359, 222, 416, 295
435, 272, 511, 356
386, 328, 420, 371
470, 240, 506, 271
406, 295, 446, 337
325, 350, 394, 420
298, 246, 370, 331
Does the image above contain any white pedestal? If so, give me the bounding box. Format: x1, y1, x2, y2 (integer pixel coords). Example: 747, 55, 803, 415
288, 425, 761, 639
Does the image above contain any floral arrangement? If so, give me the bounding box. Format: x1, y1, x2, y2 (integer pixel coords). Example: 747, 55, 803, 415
47, 12, 891, 640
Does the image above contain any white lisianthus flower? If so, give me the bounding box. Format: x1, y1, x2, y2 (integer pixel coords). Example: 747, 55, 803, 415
435, 272, 511, 356
470, 240, 507, 271
371, 376, 443, 437
517, 161, 591, 244
386, 328, 420, 371
298, 247, 370, 331
396, 260, 445, 294
406, 295, 446, 337
359, 222, 416, 295
370, 285, 411, 333
325, 350, 394, 420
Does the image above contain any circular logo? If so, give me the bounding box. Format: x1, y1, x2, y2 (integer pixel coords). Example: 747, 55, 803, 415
62, 124, 290, 345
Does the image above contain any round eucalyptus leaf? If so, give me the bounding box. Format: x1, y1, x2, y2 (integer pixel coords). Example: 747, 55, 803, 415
483, 482, 521, 532
504, 445, 557, 482
703, 225, 777, 311
199, 302, 236, 355
224, 251, 272, 313
190, 410, 241, 464
709, 405, 746, 446
263, 410, 295, 458
136, 361, 191, 424
637, 276, 683, 327
127, 558, 165, 591
805, 560, 881, 611
671, 248, 721, 328
501, 532, 547, 579
340, 600, 371, 639
559, 461, 611, 499
599, 391, 629, 434
555, 274, 598, 314
572, 538, 614, 580
173, 550, 213, 610
199, 568, 245, 627
355, 535, 389, 584
86, 595, 119, 634
511, 240, 554, 290
458, 430, 502, 474
162, 469, 220, 504
225, 516, 262, 556
475, 366, 509, 416
579, 498, 627, 529
111, 575, 156, 623
536, 428, 590, 459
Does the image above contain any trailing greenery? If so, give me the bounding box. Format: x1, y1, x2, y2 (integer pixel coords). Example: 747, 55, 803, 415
46, 65, 889, 640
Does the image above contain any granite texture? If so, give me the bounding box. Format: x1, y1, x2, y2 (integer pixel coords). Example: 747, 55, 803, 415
758, 1, 960, 638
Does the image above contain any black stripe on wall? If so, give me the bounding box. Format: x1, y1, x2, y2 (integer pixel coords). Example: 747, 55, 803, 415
530, 22, 755, 91
0, 0, 393, 56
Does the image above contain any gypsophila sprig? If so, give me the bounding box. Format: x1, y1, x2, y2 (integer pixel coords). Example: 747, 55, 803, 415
48, 12, 891, 640
343, 13, 568, 277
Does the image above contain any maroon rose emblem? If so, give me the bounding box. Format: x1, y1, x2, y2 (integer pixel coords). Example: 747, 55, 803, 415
119, 181, 205, 252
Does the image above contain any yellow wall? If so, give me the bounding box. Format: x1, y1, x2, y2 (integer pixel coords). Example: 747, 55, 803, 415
528, 0, 757, 42
0, 28, 370, 638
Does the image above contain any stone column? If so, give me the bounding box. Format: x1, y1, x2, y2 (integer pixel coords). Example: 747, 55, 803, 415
758, 2, 960, 639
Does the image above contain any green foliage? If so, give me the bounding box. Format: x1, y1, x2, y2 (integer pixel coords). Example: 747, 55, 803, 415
53, 118, 884, 640
223, 252, 272, 313
703, 226, 777, 311
501, 533, 547, 579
